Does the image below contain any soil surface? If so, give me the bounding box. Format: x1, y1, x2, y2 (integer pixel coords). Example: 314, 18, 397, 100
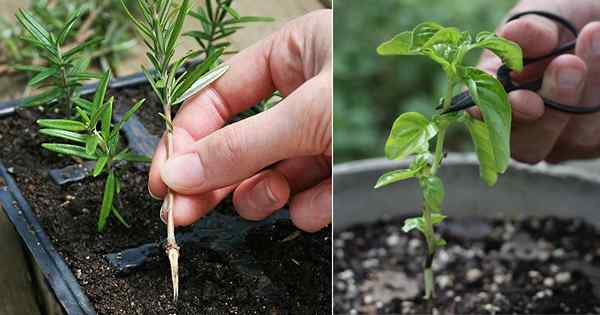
334, 215, 600, 314
0, 85, 331, 314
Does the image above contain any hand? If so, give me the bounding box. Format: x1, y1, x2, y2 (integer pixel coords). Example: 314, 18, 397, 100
477, 0, 600, 163
148, 10, 332, 232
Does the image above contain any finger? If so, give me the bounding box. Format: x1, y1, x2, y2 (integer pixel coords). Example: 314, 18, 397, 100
546, 22, 600, 161
511, 54, 587, 164
171, 10, 331, 140
233, 170, 290, 221
232, 155, 332, 220
148, 127, 196, 199
289, 179, 331, 233
273, 155, 331, 194
478, 13, 559, 81
160, 73, 332, 195
160, 185, 236, 226
509, 90, 545, 123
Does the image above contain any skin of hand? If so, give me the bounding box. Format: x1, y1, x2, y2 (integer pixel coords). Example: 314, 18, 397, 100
476, 0, 600, 164
148, 10, 332, 233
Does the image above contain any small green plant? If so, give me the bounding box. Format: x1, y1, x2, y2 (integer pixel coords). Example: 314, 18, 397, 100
121, 0, 229, 301
37, 71, 148, 232
374, 22, 523, 300
15, 8, 102, 116
186, 0, 274, 56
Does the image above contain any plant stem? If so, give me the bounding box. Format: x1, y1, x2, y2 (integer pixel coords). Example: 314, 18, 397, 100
162, 101, 180, 302
422, 79, 455, 300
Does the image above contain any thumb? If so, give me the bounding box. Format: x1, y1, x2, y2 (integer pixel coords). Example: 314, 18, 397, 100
160, 73, 331, 195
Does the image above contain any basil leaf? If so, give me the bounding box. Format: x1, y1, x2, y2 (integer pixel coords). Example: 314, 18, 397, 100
420, 176, 444, 212
375, 169, 419, 189
384, 112, 437, 161
465, 116, 499, 186
472, 32, 523, 71
402, 214, 446, 233
463, 67, 511, 173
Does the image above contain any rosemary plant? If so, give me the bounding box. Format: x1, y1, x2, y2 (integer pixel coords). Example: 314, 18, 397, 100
3, 0, 136, 77
121, 0, 229, 301
15, 8, 102, 116
186, 0, 273, 56
374, 22, 523, 300
37, 71, 148, 232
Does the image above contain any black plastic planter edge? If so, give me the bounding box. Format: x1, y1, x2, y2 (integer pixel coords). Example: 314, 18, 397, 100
0, 161, 95, 315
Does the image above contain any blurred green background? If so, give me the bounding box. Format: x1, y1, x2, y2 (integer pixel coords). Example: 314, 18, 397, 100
333, 0, 517, 163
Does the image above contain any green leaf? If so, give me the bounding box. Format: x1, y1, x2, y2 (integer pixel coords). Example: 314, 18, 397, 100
375, 169, 418, 189
465, 115, 499, 186
222, 5, 240, 19
63, 37, 103, 60
173, 48, 224, 102
98, 171, 115, 232
85, 135, 98, 155
119, 0, 152, 38
223, 16, 275, 25
41, 143, 96, 160
22, 88, 62, 107
27, 67, 59, 86
420, 176, 444, 212
111, 206, 130, 228
93, 156, 108, 177
38, 129, 87, 143
166, 0, 190, 55
93, 71, 111, 109
384, 112, 437, 160
463, 67, 511, 173
377, 22, 444, 56
111, 99, 146, 138
173, 64, 229, 104
101, 97, 113, 141
37, 119, 86, 131
57, 8, 81, 45
402, 214, 446, 233
472, 32, 523, 71
115, 151, 151, 163
15, 9, 53, 50
435, 238, 447, 247
73, 97, 94, 112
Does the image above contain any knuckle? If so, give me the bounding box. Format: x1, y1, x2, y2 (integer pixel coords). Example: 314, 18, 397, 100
294, 76, 332, 155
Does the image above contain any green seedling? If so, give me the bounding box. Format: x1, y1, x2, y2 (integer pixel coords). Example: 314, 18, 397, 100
3, 1, 137, 77
37, 70, 148, 232
15, 8, 102, 116
121, 0, 230, 302
186, 0, 274, 56
374, 22, 523, 300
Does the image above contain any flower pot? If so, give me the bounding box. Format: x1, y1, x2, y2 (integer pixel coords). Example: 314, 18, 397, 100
333, 154, 600, 314
0, 73, 331, 314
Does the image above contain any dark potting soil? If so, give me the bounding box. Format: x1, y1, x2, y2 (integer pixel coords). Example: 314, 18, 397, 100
0, 85, 331, 314
334, 215, 600, 314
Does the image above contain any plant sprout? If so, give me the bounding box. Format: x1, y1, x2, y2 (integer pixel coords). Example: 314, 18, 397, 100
15, 8, 102, 116
186, 0, 274, 56
37, 71, 148, 232
374, 22, 523, 300
121, 0, 229, 302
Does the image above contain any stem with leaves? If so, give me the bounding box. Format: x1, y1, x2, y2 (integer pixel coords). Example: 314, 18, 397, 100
37, 70, 149, 232
186, 0, 273, 56
15, 8, 102, 116
121, 0, 228, 302
374, 22, 523, 300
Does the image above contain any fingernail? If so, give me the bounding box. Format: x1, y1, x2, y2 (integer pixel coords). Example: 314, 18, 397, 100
160, 199, 168, 224
592, 32, 600, 55
558, 68, 583, 89
250, 179, 279, 208
148, 184, 162, 200
161, 153, 204, 190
